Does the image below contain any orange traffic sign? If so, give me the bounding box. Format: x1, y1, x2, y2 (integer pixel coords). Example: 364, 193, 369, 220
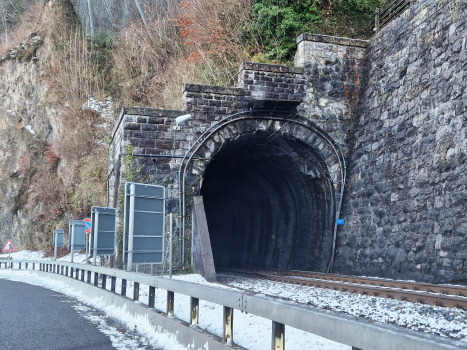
2, 240, 16, 252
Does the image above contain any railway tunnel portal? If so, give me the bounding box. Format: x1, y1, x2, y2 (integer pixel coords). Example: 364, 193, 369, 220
185, 113, 346, 273
201, 130, 334, 271
109, 34, 366, 277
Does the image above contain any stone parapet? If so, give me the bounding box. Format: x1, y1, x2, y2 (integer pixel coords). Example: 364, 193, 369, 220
239, 62, 306, 101
183, 84, 248, 120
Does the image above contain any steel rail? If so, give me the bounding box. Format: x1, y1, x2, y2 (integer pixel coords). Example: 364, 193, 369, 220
218, 269, 467, 310
279, 270, 467, 297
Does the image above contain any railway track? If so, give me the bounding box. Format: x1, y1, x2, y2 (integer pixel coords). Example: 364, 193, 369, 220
217, 269, 467, 310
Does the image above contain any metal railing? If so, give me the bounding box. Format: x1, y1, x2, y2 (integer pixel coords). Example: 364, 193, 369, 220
1, 259, 465, 350
370, 0, 416, 33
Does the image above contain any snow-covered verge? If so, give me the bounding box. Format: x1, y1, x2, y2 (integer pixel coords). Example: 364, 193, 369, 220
0, 250, 349, 350
218, 273, 467, 342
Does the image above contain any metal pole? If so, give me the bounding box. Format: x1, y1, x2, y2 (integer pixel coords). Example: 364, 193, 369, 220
54, 232, 57, 261
127, 184, 136, 271
93, 212, 99, 266
70, 224, 75, 263
169, 212, 173, 279
86, 231, 89, 261
87, 0, 95, 38
134, 0, 148, 29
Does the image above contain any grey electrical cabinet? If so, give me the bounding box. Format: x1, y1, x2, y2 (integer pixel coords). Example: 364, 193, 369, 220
53, 229, 64, 248
123, 182, 165, 269
68, 220, 86, 250
91, 206, 116, 255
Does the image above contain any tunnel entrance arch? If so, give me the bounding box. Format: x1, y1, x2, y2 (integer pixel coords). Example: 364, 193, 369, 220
180, 113, 346, 272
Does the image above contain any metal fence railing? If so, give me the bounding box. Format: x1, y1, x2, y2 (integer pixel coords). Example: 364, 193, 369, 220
1, 259, 465, 350
370, 0, 416, 33
69, 0, 175, 38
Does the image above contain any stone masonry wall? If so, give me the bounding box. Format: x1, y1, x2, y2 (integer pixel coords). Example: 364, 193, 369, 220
336, 0, 467, 283
295, 33, 368, 153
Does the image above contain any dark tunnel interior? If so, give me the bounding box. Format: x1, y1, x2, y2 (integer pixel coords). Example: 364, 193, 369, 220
200, 132, 335, 272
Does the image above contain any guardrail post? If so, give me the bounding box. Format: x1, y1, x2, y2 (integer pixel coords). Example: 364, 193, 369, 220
94, 272, 99, 286
65, 266, 68, 276
167, 291, 174, 316
25, 263, 28, 270
111, 276, 116, 292
149, 286, 156, 308
190, 297, 199, 326
81, 270, 85, 281
223, 306, 234, 345
75, 268, 80, 280
19, 262, 21, 270
272, 321, 285, 350
70, 267, 74, 278
133, 282, 140, 301
87, 270, 91, 283
121, 279, 127, 297
102, 274, 107, 289
32, 263, 35, 270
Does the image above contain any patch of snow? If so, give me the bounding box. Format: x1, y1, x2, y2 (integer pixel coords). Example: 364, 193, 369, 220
25, 125, 35, 134
82, 96, 115, 123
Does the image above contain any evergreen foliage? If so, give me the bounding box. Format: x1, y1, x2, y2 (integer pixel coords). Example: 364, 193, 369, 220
250, 0, 388, 61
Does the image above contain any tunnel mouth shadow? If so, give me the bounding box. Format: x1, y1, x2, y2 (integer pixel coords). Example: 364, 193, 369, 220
200, 131, 335, 272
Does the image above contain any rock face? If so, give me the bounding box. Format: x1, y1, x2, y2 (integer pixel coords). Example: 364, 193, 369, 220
336, 0, 467, 283
0, 35, 59, 249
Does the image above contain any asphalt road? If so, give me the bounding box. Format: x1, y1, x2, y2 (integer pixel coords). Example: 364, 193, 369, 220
0, 279, 115, 350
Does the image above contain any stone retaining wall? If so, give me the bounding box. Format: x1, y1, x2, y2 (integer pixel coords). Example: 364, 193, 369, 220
336, 0, 467, 283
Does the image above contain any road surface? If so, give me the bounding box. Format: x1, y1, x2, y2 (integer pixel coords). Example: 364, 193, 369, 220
0, 279, 131, 350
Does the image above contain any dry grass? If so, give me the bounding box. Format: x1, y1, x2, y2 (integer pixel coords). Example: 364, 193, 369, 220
0, 1, 45, 57
112, 0, 253, 109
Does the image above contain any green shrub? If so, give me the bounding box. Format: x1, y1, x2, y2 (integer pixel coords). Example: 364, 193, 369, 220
252, 0, 321, 61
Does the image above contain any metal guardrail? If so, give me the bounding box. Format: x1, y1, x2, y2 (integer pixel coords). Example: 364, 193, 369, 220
1, 260, 465, 350
370, 0, 415, 32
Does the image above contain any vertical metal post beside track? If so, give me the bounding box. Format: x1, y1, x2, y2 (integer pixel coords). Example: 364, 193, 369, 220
190, 297, 199, 326
167, 291, 174, 316
223, 306, 234, 345
272, 321, 285, 350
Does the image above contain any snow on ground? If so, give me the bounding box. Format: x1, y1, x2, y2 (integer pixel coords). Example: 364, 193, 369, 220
5, 249, 89, 263
218, 273, 467, 342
